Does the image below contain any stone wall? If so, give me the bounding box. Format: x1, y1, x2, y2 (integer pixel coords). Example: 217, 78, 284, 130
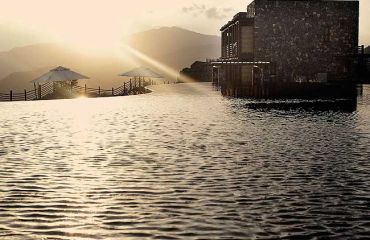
253, 0, 359, 81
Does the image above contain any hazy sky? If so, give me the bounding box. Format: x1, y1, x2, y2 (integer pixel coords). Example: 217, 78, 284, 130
0, 0, 369, 51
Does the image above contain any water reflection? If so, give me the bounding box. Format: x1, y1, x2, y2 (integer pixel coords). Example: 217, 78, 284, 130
244, 99, 358, 112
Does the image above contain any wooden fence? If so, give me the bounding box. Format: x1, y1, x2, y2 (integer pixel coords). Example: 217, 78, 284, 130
0, 78, 155, 102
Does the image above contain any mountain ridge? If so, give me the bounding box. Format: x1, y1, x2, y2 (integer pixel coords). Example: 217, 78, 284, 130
0, 26, 221, 92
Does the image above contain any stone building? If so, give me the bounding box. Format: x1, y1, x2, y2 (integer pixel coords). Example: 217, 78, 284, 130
213, 0, 360, 98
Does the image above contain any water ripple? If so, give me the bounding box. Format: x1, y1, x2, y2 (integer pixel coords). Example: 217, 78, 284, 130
0, 83, 370, 239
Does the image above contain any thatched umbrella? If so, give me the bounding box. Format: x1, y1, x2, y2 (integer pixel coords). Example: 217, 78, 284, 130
32, 66, 89, 84
119, 67, 163, 79
31, 66, 89, 99
119, 67, 164, 90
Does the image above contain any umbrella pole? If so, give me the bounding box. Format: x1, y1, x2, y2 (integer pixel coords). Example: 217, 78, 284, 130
34, 83, 37, 100
38, 84, 41, 100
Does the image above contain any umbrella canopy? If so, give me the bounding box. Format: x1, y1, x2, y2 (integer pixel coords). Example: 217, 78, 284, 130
31, 66, 89, 84
119, 67, 163, 78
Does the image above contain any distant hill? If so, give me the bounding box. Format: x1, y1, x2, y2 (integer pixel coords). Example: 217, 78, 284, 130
0, 44, 135, 92
129, 27, 220, 71
0, 67, 50, 92
0, 27, 221, 92
0, 25, 43, 52
0, 44, 81, 80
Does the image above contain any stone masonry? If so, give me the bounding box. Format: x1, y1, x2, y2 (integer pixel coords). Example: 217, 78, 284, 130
252, 0, 359, 81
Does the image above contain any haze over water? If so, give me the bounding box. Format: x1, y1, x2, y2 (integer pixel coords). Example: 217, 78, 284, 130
0, 83, 370, 239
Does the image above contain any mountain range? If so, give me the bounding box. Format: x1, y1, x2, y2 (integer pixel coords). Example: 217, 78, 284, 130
0, 27, 221, 92
129, 27, 220, 71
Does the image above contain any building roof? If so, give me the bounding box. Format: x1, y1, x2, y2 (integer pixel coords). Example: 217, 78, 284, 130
220, 12, 254, 31
251, 0, 358, 1
119, 67, 163, 78
31, 66, 89, 83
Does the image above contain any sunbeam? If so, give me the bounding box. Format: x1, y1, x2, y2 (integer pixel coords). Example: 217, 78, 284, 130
123, 45, 199, 84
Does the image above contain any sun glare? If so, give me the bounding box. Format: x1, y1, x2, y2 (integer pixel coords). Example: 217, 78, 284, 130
123, 45, 198, 84
76, 95, 88, 99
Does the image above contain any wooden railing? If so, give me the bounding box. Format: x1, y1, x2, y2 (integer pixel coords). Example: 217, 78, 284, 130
0, 89, 37, 102
0, 78, 156, 102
